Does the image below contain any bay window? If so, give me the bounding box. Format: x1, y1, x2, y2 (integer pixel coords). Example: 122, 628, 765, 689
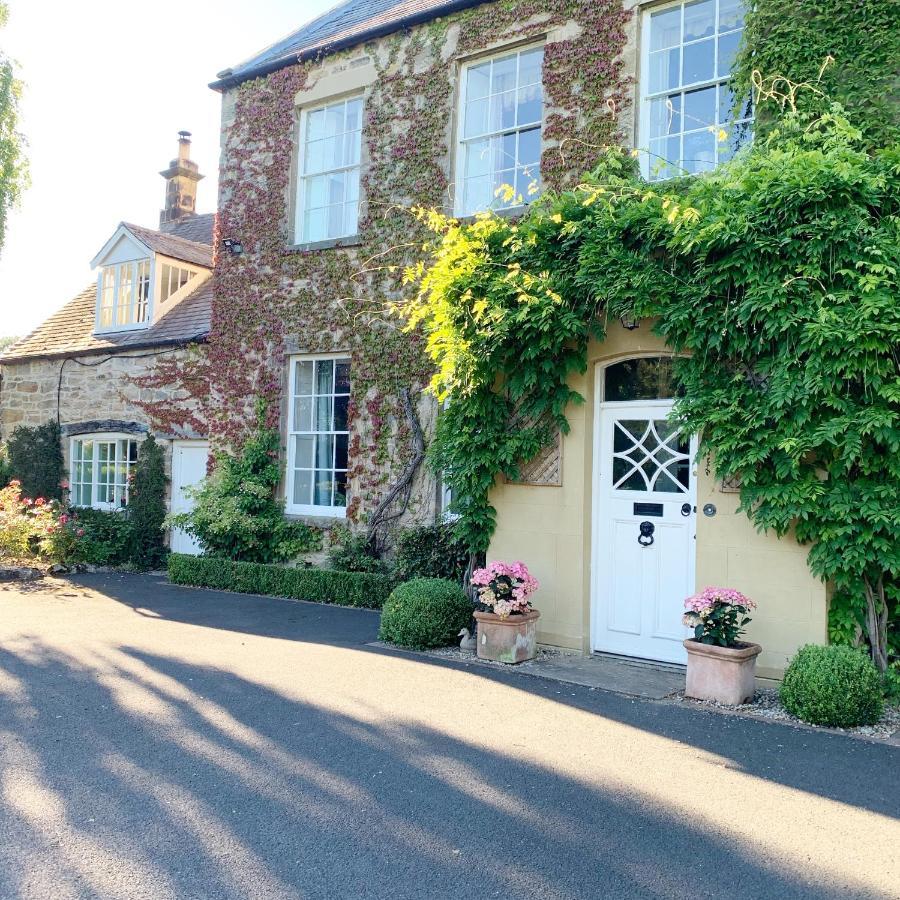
286, 356, 351, 515
70, 435, 139, 509
456, 45, 544, 216
640, 0, 752, 179
295, 97, 363, 244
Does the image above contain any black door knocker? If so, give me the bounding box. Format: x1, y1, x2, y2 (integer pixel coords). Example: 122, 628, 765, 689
638, 520, 655, 547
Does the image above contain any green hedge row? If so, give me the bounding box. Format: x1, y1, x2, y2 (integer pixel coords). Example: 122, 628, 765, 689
167, 553, 397, 609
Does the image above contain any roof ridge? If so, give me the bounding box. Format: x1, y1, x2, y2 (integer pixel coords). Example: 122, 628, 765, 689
122, 222, 212, 251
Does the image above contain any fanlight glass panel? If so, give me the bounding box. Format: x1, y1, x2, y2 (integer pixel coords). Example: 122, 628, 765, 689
604, 357, 679, 401
611, 418, 690, 493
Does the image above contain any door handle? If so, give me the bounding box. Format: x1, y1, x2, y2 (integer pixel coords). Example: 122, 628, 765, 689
638, 521, 655, 547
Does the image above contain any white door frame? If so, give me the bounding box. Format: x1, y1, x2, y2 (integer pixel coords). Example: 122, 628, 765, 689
589, 362, 698, 662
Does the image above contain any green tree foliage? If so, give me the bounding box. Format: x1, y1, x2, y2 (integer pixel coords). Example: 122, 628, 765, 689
167, 403, 321, 563
0, 2, 28, 253
127, 434, 167, 569
731, 0, 900, 150
6, 421, 65, 501
403, 106, 899, 670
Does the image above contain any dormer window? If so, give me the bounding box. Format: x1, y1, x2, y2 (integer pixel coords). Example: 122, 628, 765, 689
98, 260, 152, 329
159, 263, 199, 303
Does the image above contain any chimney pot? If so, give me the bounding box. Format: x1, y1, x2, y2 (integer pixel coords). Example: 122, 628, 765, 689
159, 131, 203, 228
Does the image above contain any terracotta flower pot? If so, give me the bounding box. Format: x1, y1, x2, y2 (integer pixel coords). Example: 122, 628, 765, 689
683, 639, 762, 705
474, 609, 540, 664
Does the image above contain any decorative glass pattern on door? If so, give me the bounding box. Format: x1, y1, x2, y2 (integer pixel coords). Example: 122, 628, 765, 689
612, 418, 690, 493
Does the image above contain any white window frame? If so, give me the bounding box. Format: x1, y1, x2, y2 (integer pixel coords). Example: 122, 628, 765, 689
294, 96, 364, 245
285, 353, 351, 518
69, 433, 140, 511
95, 259, 154, 333
454, 43, 545, 217
638, 0, 751, 180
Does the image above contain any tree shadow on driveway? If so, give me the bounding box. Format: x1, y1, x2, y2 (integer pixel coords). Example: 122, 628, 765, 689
0, 638, 887, 900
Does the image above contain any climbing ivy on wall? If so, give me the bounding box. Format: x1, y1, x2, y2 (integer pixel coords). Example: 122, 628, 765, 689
402, 103, 900, 670
211, 0, 633, 526
732, 0, 900, 149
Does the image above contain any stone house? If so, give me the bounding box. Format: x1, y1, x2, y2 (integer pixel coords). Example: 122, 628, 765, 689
0, 134, 214, 553
207, 0, 822, 676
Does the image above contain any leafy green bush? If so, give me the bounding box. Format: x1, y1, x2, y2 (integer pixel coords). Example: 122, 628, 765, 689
71, 508, 133, 566
378, 577, 473, 650
6, 421, 65, 502
127, 434, 167, 569
167, 405, 321, 563
167, 553, 396, 609
393, 523, 468, 582
780, 645, 884, 727
327, 529, 388, 574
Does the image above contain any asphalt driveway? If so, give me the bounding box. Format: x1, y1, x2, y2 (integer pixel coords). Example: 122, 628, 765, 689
0, 572, 897, 900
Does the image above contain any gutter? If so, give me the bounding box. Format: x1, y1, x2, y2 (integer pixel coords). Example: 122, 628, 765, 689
210, 0, 493, 91
0, 332, 210, 367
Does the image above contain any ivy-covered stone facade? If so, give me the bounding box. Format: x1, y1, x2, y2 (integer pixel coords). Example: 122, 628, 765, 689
212, 0, 638, 533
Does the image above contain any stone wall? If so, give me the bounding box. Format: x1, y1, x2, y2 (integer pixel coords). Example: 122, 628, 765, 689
0, 345, 209, 485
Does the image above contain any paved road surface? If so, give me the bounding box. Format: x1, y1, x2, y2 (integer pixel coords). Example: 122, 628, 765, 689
0, 573, 897, 900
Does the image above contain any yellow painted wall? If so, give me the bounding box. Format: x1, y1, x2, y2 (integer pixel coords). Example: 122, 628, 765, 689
487, 322, 828, 677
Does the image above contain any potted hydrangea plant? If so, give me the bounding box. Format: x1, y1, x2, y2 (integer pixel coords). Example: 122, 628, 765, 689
471, 561, 540, 664
682, 587, 761, 704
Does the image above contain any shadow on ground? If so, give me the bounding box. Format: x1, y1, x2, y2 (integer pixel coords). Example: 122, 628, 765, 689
0, 638, 879, 900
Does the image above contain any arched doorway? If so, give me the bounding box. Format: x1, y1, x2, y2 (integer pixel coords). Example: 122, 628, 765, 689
591, 357, 697, 664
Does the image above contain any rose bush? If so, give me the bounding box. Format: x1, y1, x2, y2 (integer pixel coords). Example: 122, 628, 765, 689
0, 480, 83, 564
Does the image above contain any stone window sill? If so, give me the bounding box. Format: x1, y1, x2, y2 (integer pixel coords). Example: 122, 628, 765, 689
287, 235, 362, 253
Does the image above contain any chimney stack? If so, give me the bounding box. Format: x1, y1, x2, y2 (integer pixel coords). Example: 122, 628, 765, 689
159, 131, 203, 227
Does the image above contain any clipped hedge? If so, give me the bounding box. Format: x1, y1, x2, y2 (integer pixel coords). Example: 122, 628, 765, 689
780, 644, 884, 728
167, 552, 396, 609
379, 577, 473, 650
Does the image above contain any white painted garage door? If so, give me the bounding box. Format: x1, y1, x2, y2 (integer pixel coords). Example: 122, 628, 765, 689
169, 441, 209, 555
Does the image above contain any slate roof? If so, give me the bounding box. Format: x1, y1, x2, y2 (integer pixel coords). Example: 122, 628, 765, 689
0, 276, 213, 363
212, 0, 490, 89
161, 212, 216, 245
124, 222, 213, 268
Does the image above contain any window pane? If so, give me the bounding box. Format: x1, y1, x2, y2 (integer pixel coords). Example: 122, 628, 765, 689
334, 471, 348, 507
717, 29, 742, 77
467, 61, 491, 100
682, 37, 714, 84
649, 47, 680, 93
683, 0, 715, 41
304, 207, 327, 242
518, 48, 543, 86
314, 472, 335, 507
305, 139, 325, 175
683, 85, 717, 131
306, 108, 325, 141
315, 434, 334, 470
491, 54, 517, 94
604, 358, 677, 401
315, 395, 332, 431
516, 83, 542, 127
489, 90, 516, 132
650, 95, 682, 137
292, 469, 313, 506
719, 0, 744, 30
465, 139, 491, 178
518, 127, 541, 167
315, 360, 334, 394
334, 395, 349, 432
683, 129, 716, 172
335, 433, 349, 471
335, 360, 351, 393
295, 360, 314, 395
294, 434, 314, 469
650, 6, 682, 50
345, 98, 362, 132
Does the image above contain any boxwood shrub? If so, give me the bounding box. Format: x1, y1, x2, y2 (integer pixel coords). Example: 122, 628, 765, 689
168, 553, 396, 609
379, 577, 473, 650
780, 644, 884, 727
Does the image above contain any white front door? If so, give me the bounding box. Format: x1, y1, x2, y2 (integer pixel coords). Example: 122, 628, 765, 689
170, 441, 208, 555
592, 398, 697, 664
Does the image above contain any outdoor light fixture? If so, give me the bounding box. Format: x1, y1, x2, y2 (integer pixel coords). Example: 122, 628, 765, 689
222, 238, 244, 256
620, 314, 640, 330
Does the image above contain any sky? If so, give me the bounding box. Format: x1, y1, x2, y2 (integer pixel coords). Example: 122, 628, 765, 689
0, 0, 334, 338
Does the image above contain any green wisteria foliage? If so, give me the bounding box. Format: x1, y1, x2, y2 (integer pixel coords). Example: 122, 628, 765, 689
403, 106, 900, 669
0, 1, 27, 254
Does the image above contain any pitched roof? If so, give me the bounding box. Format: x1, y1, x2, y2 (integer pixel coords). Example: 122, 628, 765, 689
212, 0, 490, 89
0, 280, 213, 363
161, 212, 216, 245
123, 222, 214, 268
